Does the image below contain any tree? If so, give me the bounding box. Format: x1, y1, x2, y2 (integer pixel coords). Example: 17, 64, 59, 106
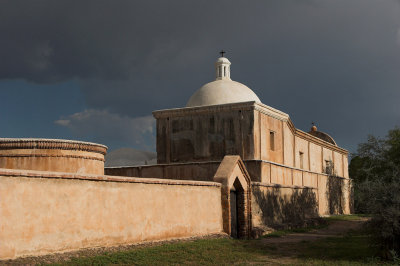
349, 127, 400, 259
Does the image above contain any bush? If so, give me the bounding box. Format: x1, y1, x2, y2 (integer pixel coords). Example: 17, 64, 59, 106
349, 127, 400, 259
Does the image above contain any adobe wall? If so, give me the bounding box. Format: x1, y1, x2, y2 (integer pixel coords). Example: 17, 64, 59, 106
153, 102, 349, 178
106, 161, 221, 182
0, 139, 107, 175
251, 184, 319, 229
0, 168, 222, 260
106, 158, 352, 230
253, 108, 349, 177
153, 102, 257, 164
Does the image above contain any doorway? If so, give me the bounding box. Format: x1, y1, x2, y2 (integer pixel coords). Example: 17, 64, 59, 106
230, 189, 238, 238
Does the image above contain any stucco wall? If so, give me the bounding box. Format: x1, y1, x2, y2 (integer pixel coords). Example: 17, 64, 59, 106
0, 168, 222, 260
153, 102, 349, 179
106, 161, 221, 182
294, 136, 309, 170
252, 185, 319, 229
333, 151, 344, 177
0, 149, 105, 175
309, 142, 322, 173
0, 139, 107, 175
343, 156, 349, 178
258, 113, 284, 163
106, 158, 352, 229
322, 147, 333, 170
155, 103, 256, 164
283, 123, 294, 167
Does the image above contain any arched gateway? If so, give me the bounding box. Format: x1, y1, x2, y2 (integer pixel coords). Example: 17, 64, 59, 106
214, 155, 252, 238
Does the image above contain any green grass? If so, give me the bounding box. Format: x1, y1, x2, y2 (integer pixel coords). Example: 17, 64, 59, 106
44, 215, 392, 266
324, 214, 371, 221
298, 232, 379, 264
47, 239, 267, 266
47, 233, 389, 265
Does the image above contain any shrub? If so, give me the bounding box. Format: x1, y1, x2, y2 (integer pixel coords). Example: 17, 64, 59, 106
349, 127, 400, 258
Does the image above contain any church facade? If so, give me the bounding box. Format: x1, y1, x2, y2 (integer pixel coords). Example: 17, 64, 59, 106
0, 54, 351, 260
107, 55, 351, 234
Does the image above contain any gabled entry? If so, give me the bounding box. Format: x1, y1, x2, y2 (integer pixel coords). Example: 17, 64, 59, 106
214, 156, 252, 238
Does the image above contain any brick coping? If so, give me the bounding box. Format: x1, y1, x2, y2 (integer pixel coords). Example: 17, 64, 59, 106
0, 168, 221, 187
0, 138, 107, 155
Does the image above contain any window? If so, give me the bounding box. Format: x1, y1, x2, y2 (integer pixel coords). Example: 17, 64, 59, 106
269, 131, 275, 151
325, 160, 334, 175
299, 152, 304, 169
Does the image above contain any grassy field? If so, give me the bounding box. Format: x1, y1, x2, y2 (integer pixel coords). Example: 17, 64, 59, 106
42, 215, 394, 266
46, 234, 381, 265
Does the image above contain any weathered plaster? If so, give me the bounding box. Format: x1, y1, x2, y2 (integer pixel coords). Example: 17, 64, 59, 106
0, 169, 222, 260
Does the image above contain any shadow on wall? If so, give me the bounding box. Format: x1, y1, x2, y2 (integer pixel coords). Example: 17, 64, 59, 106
327, 175, 345, 215
252, 186, 319, 229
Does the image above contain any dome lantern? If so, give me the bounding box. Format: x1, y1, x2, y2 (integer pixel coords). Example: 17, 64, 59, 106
186, 52, 261, 107
215, 50, 231, 80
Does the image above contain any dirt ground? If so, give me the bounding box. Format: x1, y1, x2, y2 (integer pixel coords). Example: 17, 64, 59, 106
0, 218, 369, 265
260, 217, 369, 244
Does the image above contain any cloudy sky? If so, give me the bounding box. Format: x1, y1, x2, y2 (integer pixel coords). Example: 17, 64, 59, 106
1, 0, 399, 153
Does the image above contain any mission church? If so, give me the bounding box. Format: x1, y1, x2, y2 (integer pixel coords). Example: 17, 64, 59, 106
0, 53, 351, 259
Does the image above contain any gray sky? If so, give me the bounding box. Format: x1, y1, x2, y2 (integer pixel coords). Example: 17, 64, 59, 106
1, 0, 399, 153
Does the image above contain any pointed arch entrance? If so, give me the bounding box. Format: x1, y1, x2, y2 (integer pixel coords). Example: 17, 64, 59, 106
214, 156, 252, 238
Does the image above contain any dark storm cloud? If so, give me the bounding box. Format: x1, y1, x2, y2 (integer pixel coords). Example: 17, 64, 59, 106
1, 0, 400, 151
55, 109, 155, 150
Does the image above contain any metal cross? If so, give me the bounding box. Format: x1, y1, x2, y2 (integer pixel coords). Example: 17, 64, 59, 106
220, 50, 226, 57
311, 121, 315, 126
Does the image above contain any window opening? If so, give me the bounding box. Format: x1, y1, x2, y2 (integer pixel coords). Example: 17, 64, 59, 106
325, 160, 334, 175
299, 152, 304, 169
270, 131, 275, 151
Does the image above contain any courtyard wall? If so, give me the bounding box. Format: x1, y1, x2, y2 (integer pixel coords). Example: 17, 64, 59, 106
0, 168, 222, 260
106, 159, 352, 230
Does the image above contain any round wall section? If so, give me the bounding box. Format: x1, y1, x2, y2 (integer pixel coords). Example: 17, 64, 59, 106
0, 138, 107, 175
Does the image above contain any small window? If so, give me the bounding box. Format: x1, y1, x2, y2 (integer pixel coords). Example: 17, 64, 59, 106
325, 160, 333, 174
270, 131, 275, 151
299, 152, 304, 169
224, 66, 226, 76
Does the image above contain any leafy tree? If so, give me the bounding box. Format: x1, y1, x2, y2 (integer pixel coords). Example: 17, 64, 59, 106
349, 127, 400, 259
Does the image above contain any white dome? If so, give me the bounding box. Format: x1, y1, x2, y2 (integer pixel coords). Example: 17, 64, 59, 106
186, 79, 261, 107
216, 57, 231, 64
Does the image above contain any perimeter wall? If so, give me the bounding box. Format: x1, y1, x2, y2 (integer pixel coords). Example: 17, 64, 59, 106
0, 168, 222, 260
106, 159, 352, 229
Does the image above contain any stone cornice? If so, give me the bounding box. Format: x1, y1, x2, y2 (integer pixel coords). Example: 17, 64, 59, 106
153, 101, 291, 121
152, 101, 259, 118
253, 102, 289, 121
0, 138, 107, 155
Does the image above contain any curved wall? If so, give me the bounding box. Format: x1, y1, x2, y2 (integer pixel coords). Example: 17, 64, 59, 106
0, 139, 107, 175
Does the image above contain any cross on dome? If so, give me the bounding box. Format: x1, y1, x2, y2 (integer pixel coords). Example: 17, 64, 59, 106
219, 50, 226, 57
